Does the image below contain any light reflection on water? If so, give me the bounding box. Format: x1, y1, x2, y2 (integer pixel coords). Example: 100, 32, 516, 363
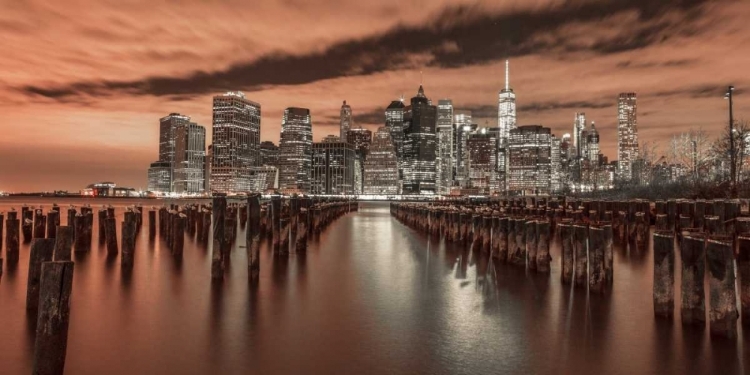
0, 198, 747, 374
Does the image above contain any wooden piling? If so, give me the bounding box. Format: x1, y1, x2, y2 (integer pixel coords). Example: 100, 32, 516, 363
5, 214, 19, 262
26, 238, 55, 311
589, 224, 607, 293
53, 226, 74, 261
148, 210, 156, 239
46, 210, 59, 239
536, 220, 551, 273
247, 194, 261, 283
739, 234, 750, 326
526, 220, 538, 270
121, 211, 137, 268
653, 230, 675, 318
172, 214, 185, 256
706, 236, 738, 337
573, 223, 588, 288
104, 218, 118, 255
694, 199, 706, 230
97, 209, 107, 245
635, 212, 647, 250
212, 196, 227, 279
681, 232, 706, 324
32, 261, 74, 375
496, 217, 508, 261
561, 223, 574, 284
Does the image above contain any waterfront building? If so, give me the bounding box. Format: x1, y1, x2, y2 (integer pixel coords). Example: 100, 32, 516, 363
385, 99, 405, 186
260, 141, 280, 168
311, 137, 356, 195
248, 166, 278, 192
497, 60, 517, 141
587, 122, 600, 164
147, 161, 171, 193
346, 126, 373, 158
401, 85, 437, 194
436, 99, 454, 195
617, 92, 639, 181
465, 128, 498, 195
508, 125, 553, 195
173, 122, 206, 194
363, 126, 400, 195
210, 92, 261, 194
279, 107, 313, 194
454, 120, 477, 189
340, 100, 352, 139
573, 112, 586, 157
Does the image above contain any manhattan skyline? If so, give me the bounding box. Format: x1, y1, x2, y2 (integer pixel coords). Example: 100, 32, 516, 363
2, 0, 749, 191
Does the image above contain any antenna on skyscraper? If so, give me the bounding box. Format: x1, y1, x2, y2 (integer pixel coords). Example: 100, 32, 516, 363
505, 60, 509, 91
420, 70, 423, 85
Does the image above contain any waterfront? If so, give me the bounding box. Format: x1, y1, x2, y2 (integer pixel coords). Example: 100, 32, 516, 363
0, 199, 748, 374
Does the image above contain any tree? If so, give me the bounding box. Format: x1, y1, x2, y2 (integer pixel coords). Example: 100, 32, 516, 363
709, 119, 750, 188
667, 128, 711, 185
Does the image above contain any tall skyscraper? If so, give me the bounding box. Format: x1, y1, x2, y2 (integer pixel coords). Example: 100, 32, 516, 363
454, 114, 476, 188
466, 128, 498, 195
402, 85, 437, 195
385, 99, 406, 186
340, 100, 352, 139
148, 113, 205, 194
573, 112, 586, 156
436, 99, 454, 194
311, 136, 355, 195
497, 60, 517, 141
279, 107, 313, 193
508, 125, 553, 195
260, 141, 280, 167
173, 122, 206, 194
587, 121, 600, 164
617, 92, 639, 181
363, 127, 399, 195
210, 92, 261, 193
346, 126, 373, 158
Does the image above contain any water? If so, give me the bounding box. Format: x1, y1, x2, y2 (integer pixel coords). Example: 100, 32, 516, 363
0, 198, 747, 374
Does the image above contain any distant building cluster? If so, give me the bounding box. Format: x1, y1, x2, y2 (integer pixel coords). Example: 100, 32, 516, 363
145, 60, 652, 196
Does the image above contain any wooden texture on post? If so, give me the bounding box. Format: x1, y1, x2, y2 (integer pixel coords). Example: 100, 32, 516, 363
22, 206, 33, 243
73, 214, 87, 252
33, 261, 74, 375
589, 224, 607, 293
496, 217, 508, 261
560, 223, 574, 284
121, 211, 136, 268
98, 209, 107, 245
635, 212, 647, 250
526, 220, 538, 270
506, 218, 517, 264
536, 220, 551, 273
680, 232, 706, 324
26, 238, 55, 311
694, 200, 706, 230
653, 230, 675, 317
46, 210, 59, 239
6, 216, 20, 262
739, 235, 750, 326
573, 223, 588, 288
104, 218, 118, 255
148, 210, 156, 239
271, 196, 281, 250
172, 214, 185, 256
33, 209, 46, 239
53, 226, 74, 261
211, 196, 227, 279
706, 236, 737, 338
247, 194, 261, 283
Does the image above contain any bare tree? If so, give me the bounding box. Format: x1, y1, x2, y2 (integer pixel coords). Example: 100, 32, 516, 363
667, 128, 711, 184
709, 119, 750, 186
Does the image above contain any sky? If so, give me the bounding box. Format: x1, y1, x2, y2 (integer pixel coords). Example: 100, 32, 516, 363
1, 0, 749, 192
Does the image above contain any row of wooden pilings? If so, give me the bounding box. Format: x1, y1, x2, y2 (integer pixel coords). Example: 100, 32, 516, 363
391, 197, 750, 338
1, 197, 357, 374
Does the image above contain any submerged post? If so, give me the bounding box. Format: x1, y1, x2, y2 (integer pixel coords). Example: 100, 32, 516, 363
681, 232, 706, 325
33, 261, 74, 375
573, 223, 588, 288
706, 236, 737, 337
247, 194, 261, 283
26, 238, 55, 311
560, 223, 574, 284
212, 196, 227, 279
53, 226, 74, 261
653, 231, 675, 318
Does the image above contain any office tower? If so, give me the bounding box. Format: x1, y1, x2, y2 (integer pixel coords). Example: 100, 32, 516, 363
508, 125, 553, 195
385, 99, 406, 186
210, 92, 261, 193
454, 119, 477, 188
173, 122, 206, 194
159, 113, 191, 170
363, 126, 400, 195
311, 137, 355, 194
346, 126, 373, 158
260, 141, 280, 167
618, 92, 639, 181
587, 122, 600, 164
340, 100, 352, 139
550, 136, 562, 192
248, 166, 278, 192
436, 99, 454, 194
401, 85, 437, 194
573, 112, 586, 155
497, 60, 517, 141
279, 107, 313, 193
147, 161, 171, 193
205, 145, 212, 192
466, 128, 498, 195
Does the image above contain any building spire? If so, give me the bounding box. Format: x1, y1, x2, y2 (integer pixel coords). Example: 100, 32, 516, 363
505, 60, 509, 91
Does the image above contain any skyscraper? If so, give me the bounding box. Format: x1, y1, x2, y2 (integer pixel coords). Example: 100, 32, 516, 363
385, 99, 406, 185
508, 125, 553, 195
436, 99, 454, 194
466, 128, 498, 195
497, 60, 517, 141
260, 141, 280, 167
346, 126, 373, 158
453, 114, 476, 189
363, 127, 399, 195
147, 161, 171, 193
279, 107, 313, 193
617, 93, 639, 181
340, 100, 352, 139
573, 112, 586, 157
401, 85, 437, 195
210, 92, 261, 193
587, 122, 600, 164
311, 136, 355, 195
159, 113, 191, 170
173, 122, 206, 194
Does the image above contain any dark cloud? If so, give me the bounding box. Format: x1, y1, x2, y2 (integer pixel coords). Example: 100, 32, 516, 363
519, 100, 612, 112
20, 0, 715, 100
616, 59, 698, 69
352, 110, 385, 125
649, 84, 744, 99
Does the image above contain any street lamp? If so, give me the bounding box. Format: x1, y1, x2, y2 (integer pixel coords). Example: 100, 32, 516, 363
725, 85, 735, 194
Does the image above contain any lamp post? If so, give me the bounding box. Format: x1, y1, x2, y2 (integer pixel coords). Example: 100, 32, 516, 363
725, 86, 735, 195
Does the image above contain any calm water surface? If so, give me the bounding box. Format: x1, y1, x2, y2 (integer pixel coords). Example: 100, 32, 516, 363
0, 198, 748, 374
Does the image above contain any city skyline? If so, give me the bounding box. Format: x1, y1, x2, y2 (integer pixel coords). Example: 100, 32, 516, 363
2, 0, 750, 191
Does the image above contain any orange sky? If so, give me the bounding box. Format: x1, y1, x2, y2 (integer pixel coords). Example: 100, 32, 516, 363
1, 0, 749, 191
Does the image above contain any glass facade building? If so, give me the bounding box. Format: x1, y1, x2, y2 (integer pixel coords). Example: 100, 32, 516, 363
278, 107, 313, 193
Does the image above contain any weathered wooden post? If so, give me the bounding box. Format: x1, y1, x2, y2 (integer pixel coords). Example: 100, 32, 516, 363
526, 220, 538, 270
172, 214, 185, 256
511, 218, 526, 266
148, 210, 156, 239
33, 209, 46, 239
202, 208, 211, 242
653, 230, 675, 317
271, 196, 281, 250
666, 199, 677, 232
507, 218, 517, 264
247, 194, 261, 283
739, 234, 750, 326
694, 199, 706, 230
705, 215, 722, 235
46, 210, 59, 239
635, 212, 647, 250
6, 211, 20, 262
681, 232, 706, 324
26, 238, 55, 311
22, 206, 33, 243
496, 216, 508, 261
212, 196, 227, 279
589, 224, 608, 293
536, 219, 551, 273
73, 214, 87, 252
560, 223, 574, 284
121, 211, 137, 268
33, 261, 74, 375
706, 236, 737, 337
53, 226, 74, 261
482, 214, 492, 252
97, 209, 107, 245
573, 223, 588, 288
